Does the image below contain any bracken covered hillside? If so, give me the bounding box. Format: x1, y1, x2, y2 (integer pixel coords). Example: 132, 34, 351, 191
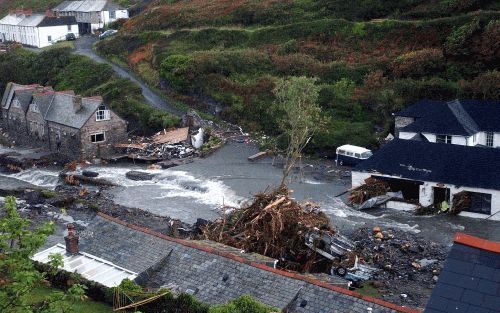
98, 1, 498, 152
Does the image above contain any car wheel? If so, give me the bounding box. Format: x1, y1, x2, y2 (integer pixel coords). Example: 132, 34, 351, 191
335, 266, 347, 277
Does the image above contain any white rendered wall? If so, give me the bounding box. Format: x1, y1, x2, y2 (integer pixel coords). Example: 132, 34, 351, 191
422, 133, 436, 142
38, 24, 78, 48
398, 131, 417, 140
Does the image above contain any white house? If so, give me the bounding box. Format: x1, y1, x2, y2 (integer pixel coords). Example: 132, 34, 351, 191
0, 9, 78, 48
394, 99, 500, 148
53, 0, 129, 34
352, 139, 500, 220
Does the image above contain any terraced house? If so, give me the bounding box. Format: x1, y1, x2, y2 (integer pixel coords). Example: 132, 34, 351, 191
1, 82, 127, 160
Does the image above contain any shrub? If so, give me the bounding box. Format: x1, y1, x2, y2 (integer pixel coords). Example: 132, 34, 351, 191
391, 48, 444, 79
160, 54, 194, 92
208, 295, 277, 313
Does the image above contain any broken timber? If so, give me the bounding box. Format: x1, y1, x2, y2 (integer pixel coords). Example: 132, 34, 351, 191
248, 151, 268, 161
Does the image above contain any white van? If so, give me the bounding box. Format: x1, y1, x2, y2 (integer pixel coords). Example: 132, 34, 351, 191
336, 145, 372, 166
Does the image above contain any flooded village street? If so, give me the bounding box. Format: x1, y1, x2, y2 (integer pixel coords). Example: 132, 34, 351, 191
1, 140, 498, 247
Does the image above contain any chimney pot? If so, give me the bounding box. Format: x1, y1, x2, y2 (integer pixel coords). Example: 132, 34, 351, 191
73, 96, 82, 112
64, 224, 79, 254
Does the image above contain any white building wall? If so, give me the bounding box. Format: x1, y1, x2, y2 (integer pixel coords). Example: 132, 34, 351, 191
399, 131, 417, 140
493, 133, 500, 148
38, 24, 78, 48
451, 136, 466, 145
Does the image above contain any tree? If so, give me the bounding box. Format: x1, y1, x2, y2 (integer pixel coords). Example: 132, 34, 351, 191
272, 76, 321, 186
0, 196, 84, 313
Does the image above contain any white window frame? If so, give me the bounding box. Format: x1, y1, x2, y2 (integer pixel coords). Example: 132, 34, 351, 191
96, 105, 111, 121
90, 132, 106, 143
486, 132, 494, 147
436, 135, 452, 144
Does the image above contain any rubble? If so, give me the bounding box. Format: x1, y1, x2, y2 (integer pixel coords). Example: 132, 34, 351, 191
350, 227, 448, 307
203, 187, 335, 272
348, 178, 390, 205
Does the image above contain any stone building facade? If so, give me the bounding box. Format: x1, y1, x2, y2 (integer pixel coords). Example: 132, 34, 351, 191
1, 83, 127, 160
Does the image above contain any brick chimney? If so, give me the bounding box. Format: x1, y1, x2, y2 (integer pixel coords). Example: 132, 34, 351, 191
73, 96, 82, 112
45, 9, 53, 17
55, 10, 60, 18
64, 224, 79, 254
24, 8, 32, 16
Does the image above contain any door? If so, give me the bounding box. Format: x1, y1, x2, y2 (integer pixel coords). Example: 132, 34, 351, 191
433, 187, 450, 209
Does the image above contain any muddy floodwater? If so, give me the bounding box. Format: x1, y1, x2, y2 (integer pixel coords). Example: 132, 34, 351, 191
1, 142, 499, 246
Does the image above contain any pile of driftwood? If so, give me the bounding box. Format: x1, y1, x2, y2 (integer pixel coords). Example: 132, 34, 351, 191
348, 178, 390, 204
203, 187, 335, 271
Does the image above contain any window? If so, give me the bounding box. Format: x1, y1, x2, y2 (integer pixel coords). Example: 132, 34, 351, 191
67, 25, 71, 31
91, 132, 105, 143
486, 132, 494, 147
96, 105, 111, 121
110, 10, 116, 19
436, 135, 452, 144
13, 99, 20, 108
467, 192, 492, 215
47, 35, 52, 42
31, 103, 39, 113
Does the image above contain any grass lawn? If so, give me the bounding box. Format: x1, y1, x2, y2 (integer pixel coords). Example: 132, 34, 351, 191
43, 41, 75, 50
28, 285, 113, 313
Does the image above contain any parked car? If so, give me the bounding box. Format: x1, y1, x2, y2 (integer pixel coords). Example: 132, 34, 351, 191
335, 144, 372, 166
66, 33, 76, 41
99, 29, 117, 40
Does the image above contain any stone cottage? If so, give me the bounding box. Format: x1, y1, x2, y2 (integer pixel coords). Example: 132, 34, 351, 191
1, 82, 127, 160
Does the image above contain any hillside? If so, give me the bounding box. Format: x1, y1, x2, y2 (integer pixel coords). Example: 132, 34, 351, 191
19, 0, 495, 153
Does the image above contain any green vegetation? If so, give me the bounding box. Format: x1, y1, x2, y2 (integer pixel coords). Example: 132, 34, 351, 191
28, 286, 113, 313
0, 47, 180, 134
96, 1, 499, 152
41, 189, 57, 198
0, 196, 87, 313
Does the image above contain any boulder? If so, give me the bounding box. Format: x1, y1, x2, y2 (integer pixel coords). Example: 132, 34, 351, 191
82, 170, 99, 178
125, 171, 155, 181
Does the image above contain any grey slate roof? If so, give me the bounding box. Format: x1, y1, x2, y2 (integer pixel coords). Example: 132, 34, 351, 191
44, 93, 101, 129
425, 234, 500, 313
396, 99, 500, 136
54, 0, 124, 12
72, 214, 412, 313
37, 16, 77, 27
14, 89, 35, 112
32, 92, 56, 116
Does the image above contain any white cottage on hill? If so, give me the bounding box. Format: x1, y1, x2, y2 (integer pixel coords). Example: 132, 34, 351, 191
53, 0, 129, 34
0, 9, 78, 48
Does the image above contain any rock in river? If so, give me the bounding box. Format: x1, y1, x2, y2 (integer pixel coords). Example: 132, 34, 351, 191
125, 171, 155, 181
82, 170, 99, 178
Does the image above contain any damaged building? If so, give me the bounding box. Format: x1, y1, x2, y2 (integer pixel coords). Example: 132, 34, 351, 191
1, 82, 127, 160
352, 139, 500, 220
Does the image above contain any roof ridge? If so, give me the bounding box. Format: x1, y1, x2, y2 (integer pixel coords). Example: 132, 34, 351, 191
454, 233, 500, 253
96, 212, 421, 313
447, 99, 479, 135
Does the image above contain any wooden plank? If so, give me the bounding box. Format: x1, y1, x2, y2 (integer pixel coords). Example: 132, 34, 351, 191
248, 151, 267, 161
152, 127, 189, 145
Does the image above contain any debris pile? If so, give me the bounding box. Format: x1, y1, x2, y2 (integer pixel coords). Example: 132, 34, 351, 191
351, 227, 447, 306
116, 128, 196, 161
203, 187, 335, 271
348, 178, 390, 204
450, 191, 471, 214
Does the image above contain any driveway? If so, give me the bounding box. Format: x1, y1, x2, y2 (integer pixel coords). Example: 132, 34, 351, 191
74, 36, 183, 116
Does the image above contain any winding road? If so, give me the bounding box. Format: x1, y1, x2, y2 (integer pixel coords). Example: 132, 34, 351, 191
74, 36, 183, 116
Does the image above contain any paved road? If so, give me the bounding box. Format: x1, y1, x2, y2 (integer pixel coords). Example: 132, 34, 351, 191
74, 36, 183, 116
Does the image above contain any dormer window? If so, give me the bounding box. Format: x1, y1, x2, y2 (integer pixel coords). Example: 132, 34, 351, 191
96, 105, 110, 121
436, 135, 452, 144
13, 99, 20, 108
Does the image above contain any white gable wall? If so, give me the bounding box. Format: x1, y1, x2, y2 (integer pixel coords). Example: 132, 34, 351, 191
37, 24, 78, 48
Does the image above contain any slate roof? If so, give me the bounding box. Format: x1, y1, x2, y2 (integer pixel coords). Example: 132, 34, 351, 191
354, 139, 500, 190
14, 89, 36, 112
425, 233, 500, 313
37, 16, 77, 27
44, 93, 102, 129
395, 99, 500, 136
69, 213, 418, 313
54, 0, 124, 12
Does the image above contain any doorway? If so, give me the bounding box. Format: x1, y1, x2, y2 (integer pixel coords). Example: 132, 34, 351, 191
433, 187, 450, 208
78, 22, 91, 35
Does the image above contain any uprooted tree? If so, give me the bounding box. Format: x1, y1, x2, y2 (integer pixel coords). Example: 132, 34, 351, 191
272, 76, 322, 186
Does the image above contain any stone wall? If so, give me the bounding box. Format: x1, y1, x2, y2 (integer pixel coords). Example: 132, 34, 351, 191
79, 110, 127, 159
394, 116, 414, 137
47, 122, 82, 161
